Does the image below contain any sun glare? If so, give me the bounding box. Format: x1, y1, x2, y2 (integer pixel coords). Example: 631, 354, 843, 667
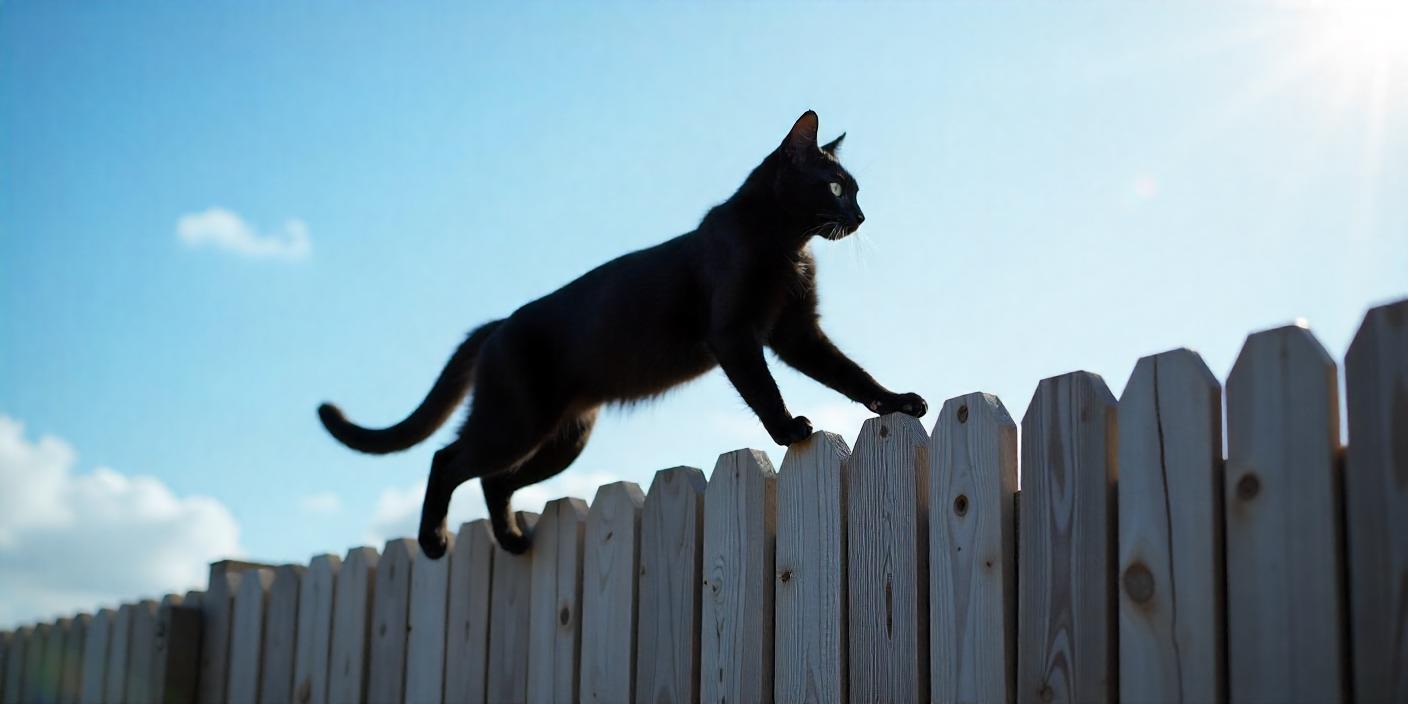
1316, 1, 1408, 71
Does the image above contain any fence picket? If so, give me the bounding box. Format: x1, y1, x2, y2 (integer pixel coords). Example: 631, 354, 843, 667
78, 613, 108, 704
406, 533, 455, 704
41, 619, 66, 704
368, 539, 416, 704
446, 521, 494, 704
104, 607, 132, 704
637, 468, 706, 704
931, 393, 1017, 704
579, 482, 644, 704
229, 569, 275, 704
293, 555, 340, 704
329, 547, 379, 704
774, 433, 849, 704
0, 632, 9, 704
124, 601, 158, 704
1345, 299, 1408, 702
259, 565, 304, 704
1117, 350, 1223, 703
59, 615, 88, 704
528, 497, 589, 704
1019, 372, 1117, 704
1226, 325, 1345, 702
154, 595, 202, 704
488, 512, 540, 704
4, 628, 30, 704
198, 565, 245, 704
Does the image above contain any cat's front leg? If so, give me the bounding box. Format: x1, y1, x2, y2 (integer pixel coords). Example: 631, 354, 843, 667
708, 328, 812, 446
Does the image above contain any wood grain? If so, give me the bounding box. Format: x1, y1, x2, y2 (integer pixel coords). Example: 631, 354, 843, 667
1117, 350, 1224, 703
931, 393, 1017, 704
198, 566, 245, 704
847, 414, 930, 704
229, 569, 275, 704
528, 498, 589, 704
487, 511, 540, 704
1226, 325, 1346, 702
579, 482, 644, 704
406, 533, 455, 704
1018, 372, 1117, 704
329, 547, 379, 704
774, 432, 850, 704
636, 467, 707, 704
368, 539, 416, 704
78, 614, 108, 704
702, 449, 777, 704
445, 521, 494, 704
260, 565, 304, 704
1344, 298, 1408, 702
293, 554, 340, 704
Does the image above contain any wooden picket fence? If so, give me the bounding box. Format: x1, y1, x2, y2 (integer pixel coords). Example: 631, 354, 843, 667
2, 297, 1406, 704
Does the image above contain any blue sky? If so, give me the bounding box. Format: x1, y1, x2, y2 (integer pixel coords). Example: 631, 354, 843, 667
2, 1, 1405, 626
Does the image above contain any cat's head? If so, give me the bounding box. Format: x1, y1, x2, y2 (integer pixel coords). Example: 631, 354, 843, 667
772, 111, 865, 240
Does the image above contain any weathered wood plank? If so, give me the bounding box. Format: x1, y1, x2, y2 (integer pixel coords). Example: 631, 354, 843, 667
1117, 350, 1224, 704
702, 449, 777, 704
1018, 372, 1117, 704
931, 393, 1017, 704
154, 596, 202, 704
636, 468, 706, 704
4, 627, 30, 704
260, 565, 304, 704
1225, 325, 1345, 702
60, 615, 88, 704
293, 555, 339, 704
848, 414, 930, 704
125, 601, 159, 704
0, 631, 10, 704
229, 569, 275, 704
42, 619, 67, 704
487, 512, 540, 704
445, 521, 494, 704
528, 497, 589, 704
78, 613, 109, 704
104, 606, 133, 704
198, 565, 245, 704
406, 533, 455, 704
329, 547, 379, 704
368, 539, 416, 704
22, 624, 46, 704
774, 433, 849, 704
579, 482, 644, 704
1344, 298, 1408, 702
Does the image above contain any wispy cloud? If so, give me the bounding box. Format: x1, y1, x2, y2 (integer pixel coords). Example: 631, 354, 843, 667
176, 207, 311, 260
0, 416, 244, 628
299, 491, 342, 515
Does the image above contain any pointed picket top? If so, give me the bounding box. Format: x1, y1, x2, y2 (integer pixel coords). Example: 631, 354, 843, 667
229, 570, 275, 704
580, 483, 644, 704
775, 431, 850, 704
293, 554, 341, 704
259, 565, 304, 704
447, 521, 494, 704
79, 611, 110, 704
930, 392, 1017, 704
1118, 349, 1224, 704
1226, 323, 1343, 703
60, 613, 89, 704
529, 496, 591, 704
488, 511, 540, 704
328, 546, 380, 704
1020, 371, 1118, 704
1344, 297, 1408, 702
368, 538, 418, 704
407, 530, 455, 704
637, 467, 706, 704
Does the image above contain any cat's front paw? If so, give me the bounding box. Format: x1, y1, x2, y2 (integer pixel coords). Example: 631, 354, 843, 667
493, 517, 535, 555
418, 522, 450, 561
768, 415, 814, 446
868, 392, 928, 418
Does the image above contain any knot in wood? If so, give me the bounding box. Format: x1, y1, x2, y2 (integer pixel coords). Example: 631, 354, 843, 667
879, 424, 890, 438
953, 494, 969, 516
1236, 473, 1261, 501
779, 569, 791, 584
1039, 684, 1055, 702
957, 404, 969, 423
559, 606, 571, 626
1123, 562, 1155, 604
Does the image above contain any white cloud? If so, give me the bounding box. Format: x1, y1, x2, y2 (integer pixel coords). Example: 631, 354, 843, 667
365, 470, 617, 546
300, 491, 343, 515
0, 416, 244, 629
176, 207, 311, 260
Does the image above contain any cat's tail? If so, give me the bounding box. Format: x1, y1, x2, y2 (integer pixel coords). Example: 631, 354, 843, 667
317, 320, 502, 454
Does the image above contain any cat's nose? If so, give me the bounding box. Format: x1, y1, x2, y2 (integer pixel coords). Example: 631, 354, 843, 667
855, 210, 865, 225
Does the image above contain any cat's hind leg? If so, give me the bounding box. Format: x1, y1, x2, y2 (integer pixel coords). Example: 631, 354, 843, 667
481, 408, 598, 554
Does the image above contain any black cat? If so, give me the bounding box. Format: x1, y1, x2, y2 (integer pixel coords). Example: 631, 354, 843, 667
319, 111, 927, 558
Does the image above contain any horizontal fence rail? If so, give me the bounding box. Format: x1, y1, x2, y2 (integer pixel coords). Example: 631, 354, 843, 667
3, 297, 1406, 704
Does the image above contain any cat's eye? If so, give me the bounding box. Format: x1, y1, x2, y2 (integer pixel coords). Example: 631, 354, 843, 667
829, 182, 843, 197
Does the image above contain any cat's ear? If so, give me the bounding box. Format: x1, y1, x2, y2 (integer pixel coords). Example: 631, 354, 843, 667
821, 132, 846, 156
781, 110, 820, 165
